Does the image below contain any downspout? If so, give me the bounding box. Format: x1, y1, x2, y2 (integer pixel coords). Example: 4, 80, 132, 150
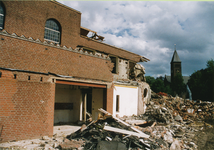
187, 84, 192, 100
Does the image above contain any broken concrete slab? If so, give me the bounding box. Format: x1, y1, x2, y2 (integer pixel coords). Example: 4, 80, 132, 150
174, 114, 183, 122
170, 139, 181, 150
163, 131, 174, 144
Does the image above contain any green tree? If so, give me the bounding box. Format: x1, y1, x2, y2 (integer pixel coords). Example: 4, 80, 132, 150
146, 76, 173, 95
152, 78, 165, 93
171, 73, 186, 96
207, 59, 214, 73
145, 76, 156, 86
188, 59, 214, 101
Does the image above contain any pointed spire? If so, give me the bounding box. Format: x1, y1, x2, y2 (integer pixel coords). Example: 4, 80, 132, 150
171, 44, 181, 63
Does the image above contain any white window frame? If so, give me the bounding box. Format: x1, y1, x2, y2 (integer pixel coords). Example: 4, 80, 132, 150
44, 20, 60, 44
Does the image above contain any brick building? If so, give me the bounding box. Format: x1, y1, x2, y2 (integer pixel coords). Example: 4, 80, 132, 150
0, 1, 150, 142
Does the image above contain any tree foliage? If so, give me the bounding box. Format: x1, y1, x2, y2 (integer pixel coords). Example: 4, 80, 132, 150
146, 76, 173, 95
146, 59, 214, 100
171, 73, 186, 96
188, 59, 214, 101
146, 74, 186, 97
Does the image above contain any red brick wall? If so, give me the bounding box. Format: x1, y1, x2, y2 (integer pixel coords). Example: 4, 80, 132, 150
0, 35, 113, 82
1, 1, 143, 62
2, 1, 81, 49
0, 70, 55, 142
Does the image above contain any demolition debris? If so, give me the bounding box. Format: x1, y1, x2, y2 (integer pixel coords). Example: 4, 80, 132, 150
0, 94, 214, 150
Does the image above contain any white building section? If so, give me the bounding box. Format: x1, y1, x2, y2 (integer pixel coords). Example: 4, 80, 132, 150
113, 84, 138, 117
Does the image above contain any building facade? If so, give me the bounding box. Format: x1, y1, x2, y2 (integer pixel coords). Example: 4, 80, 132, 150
0, 1, 150, 142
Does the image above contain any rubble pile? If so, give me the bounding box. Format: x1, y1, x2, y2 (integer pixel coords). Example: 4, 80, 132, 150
65, 105, 211, 150
138, 121, 199, 149
1, 96, 214, 150
66, 109, 151, 150
146, 94, 214, 122
136, 94, 214, 150
143, 103, 174, 124
64, 96, 214, 150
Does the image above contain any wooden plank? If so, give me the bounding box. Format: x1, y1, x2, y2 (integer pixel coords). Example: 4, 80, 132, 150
151, 122, 156, 128
125, 120, 148, 126
98, 108, 111, 115
134, 121, 148, 126
104, 126, 150, 139
80, 120, 96, 132
98, 108, 148, 134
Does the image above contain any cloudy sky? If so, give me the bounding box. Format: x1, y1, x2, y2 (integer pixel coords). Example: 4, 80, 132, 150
59, 1, 214, 77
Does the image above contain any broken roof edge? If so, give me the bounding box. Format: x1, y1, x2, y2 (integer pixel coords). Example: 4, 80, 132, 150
81, 27, 97, 34
141, 56, 150, 62
79, 45, 150, 63
79, 37, 150, 63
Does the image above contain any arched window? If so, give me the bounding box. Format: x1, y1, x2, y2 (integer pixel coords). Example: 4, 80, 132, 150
44, 19, 60, 43
0, 3, 5, 30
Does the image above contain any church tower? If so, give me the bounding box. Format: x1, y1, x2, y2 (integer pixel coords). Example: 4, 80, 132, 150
171, 44, 181, 83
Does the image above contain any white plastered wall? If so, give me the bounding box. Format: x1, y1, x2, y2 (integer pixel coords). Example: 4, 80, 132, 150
113, 84, 138, 117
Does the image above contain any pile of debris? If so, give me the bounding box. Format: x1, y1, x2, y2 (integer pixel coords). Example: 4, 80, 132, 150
148, 93, 214, 122
64, 95, 214, 150
1, 95, 214, 150
64, 108, 204, 150
66, 108, 151, 150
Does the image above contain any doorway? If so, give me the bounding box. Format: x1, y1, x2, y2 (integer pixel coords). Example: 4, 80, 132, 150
54, 80, 106, 125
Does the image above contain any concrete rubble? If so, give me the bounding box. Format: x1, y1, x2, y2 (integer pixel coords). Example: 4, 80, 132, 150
1, 94, 214, 150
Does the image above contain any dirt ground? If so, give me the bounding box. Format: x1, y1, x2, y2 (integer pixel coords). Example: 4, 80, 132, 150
194, 120, 214, 150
